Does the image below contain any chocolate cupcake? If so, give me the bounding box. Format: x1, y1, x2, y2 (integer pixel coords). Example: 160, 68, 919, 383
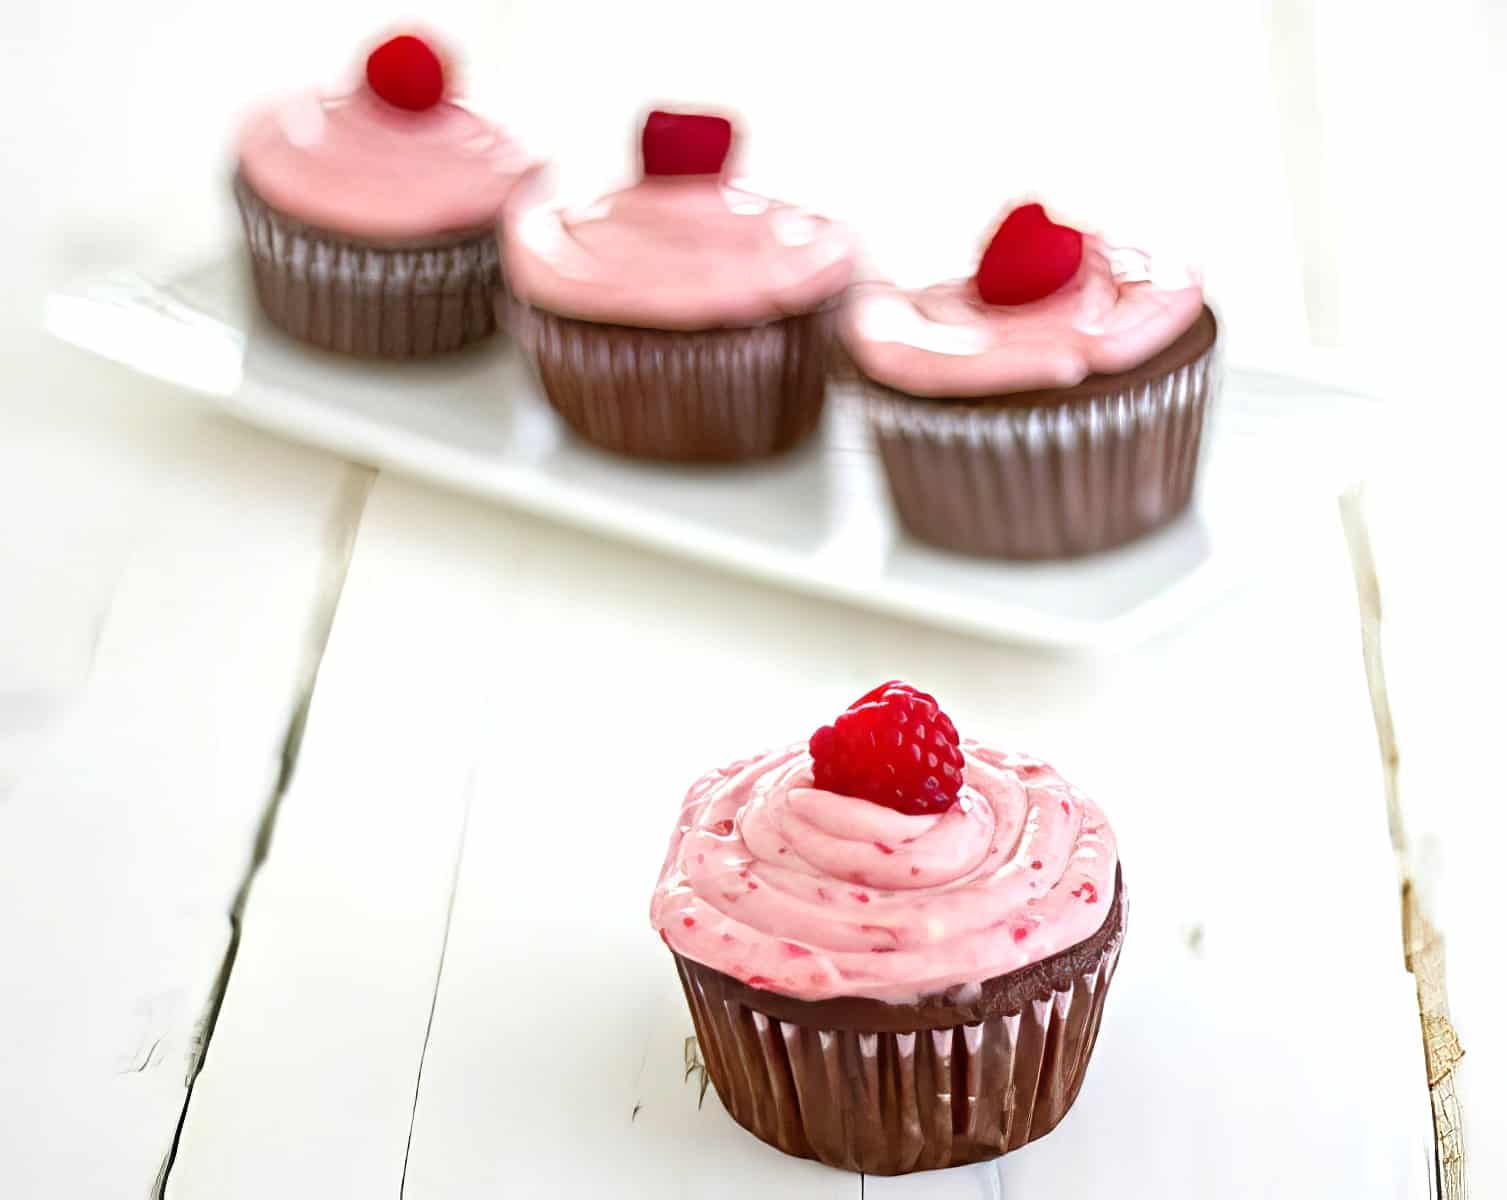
650, 682, 1126, 1175
499, 111, 855, 462
234, 34, 532, 358
842, 202, 1218, 559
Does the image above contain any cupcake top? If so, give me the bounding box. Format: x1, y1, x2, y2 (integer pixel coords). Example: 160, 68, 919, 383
650, 683, 1119, 1005
236, 34, 531, 240
500, 110, 855, 330
842, 202, 1205, 398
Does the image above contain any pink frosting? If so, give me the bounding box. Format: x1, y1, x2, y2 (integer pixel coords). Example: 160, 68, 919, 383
500, 171, 855, 330
236, 89, 532, 240
841, 237, 1204, 397
650, 743, 1119, 1004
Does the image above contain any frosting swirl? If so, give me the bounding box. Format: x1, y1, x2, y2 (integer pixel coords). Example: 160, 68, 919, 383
841, 237, 1204, 397
237, 89, 532, 240
500, 170, 855, 330
650, 743, 1118, 1003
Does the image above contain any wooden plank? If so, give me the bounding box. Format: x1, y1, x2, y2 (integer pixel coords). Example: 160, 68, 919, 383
867, 498, 1435, 1200
157, 480, 1432, 1197
157, 476, 857, 1200
394, 507, 862, 1200
0, 348, 361, 1198
161, 477, 507, 1198
1359, 469, 1505, 1199
393, 492, 1425, 1197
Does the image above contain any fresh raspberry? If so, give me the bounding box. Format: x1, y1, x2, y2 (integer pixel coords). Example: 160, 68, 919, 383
366, 35, 446, 112
808, 682, 965, 816
641, 110, 733, 177
975, 202, 1083, 306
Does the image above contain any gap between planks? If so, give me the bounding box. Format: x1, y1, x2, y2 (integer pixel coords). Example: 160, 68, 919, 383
1340, 484, 1467, 1199
151, 463, 374, 1200
400, 771, 475, 1199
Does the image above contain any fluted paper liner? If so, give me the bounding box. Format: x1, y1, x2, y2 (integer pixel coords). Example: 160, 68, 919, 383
864, 315, 1218, 560
234, 176, 499, 358
672, 877, 1125, 1175
509, 302, 834, 462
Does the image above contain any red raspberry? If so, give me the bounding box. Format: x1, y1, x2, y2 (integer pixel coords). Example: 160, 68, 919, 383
366, 35, 446, 113
808, 682, 965, 816
641, 110, 734, 177
975, 203, 1083, 306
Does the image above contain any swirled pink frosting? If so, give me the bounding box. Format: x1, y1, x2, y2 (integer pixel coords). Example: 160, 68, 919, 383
650, 743, 1118, 1004
841, 237, 1204, 398
236, 89, 532, 239
500, 170, 855, 330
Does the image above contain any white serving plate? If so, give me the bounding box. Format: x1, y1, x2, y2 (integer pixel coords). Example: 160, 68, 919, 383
45, 257, 1385, 651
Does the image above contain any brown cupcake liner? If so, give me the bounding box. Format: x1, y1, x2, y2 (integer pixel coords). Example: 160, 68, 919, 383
508, 302, 835, 462
672, 874, 1126, 1175
864, 331, 1218, 560
234, 175, 500, 358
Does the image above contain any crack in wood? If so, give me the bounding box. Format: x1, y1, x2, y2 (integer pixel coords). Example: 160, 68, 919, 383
122, 1037, 162, 1076
1340, 486, 1468, 1200
150, 465, 373, 1200
628, 1028, 654, 1116
399, 772, 474, 1198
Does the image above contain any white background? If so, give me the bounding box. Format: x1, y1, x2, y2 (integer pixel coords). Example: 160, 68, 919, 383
12, 0, 1507, 373
5, 1, 1506, 1196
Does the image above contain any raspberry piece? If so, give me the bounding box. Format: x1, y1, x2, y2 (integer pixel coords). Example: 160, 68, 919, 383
975, 203, 1083, 306
641, 110, 733, 177
809, 681, 965, 815
366, 35, 446, 112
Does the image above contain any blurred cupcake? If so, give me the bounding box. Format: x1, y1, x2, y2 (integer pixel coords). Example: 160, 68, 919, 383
499, 110, 855, 462
234, 33, 532, 358
650, 681, 1125, 1175
843, 202, 1218, 558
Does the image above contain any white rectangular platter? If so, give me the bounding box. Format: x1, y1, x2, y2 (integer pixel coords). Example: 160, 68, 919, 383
46, 257, 1384, 651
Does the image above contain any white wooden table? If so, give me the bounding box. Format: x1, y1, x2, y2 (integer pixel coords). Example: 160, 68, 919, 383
5, 321, 1499, 1197
7, 0, 1502, 1188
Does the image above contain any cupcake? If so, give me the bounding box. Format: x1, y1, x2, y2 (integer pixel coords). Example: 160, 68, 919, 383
499, 110, 855, 462
650, 682, 1125, 1175
842, 202, 1218, 559
234, 34, 532, 358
